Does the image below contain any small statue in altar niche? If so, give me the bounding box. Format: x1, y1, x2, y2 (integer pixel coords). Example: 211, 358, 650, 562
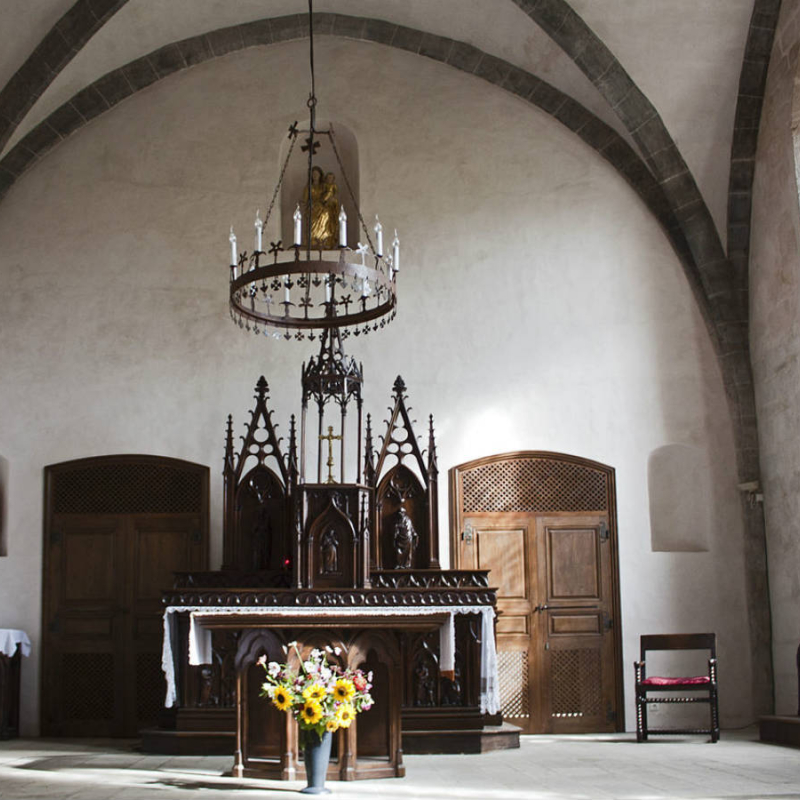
302, 166, 340, 249
392, 506, 418, 569
321, 527, 339, 574
198, 666, 218, 707
414, 660, 436, 706
441, 663, 463, 706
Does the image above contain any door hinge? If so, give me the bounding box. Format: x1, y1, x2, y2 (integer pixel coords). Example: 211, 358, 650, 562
50, 525, 63, 545
599, 521, 609, 542
48, 614, 60, 633
603, 613, 614, 631
606, 702, 616, 723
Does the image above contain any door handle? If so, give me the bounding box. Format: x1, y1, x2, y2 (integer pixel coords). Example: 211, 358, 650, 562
534, 604, 549, 612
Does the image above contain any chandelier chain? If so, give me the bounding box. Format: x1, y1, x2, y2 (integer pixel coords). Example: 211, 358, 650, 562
263, 133, 298, 232
328, 130, 376, 255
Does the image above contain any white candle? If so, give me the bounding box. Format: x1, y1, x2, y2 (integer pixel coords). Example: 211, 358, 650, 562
362, 277, 369, 298
255, 209, 263, 253
392, 229, 400, 273
338, 206, 348, 248
326, 275, 332, 303
374, 215, 383, 257
284, 277, 290, 304
229, 226, 237, 266
293, 204, 302, 246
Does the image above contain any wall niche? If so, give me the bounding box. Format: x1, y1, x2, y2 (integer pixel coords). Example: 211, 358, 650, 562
279, 120, 360, 249
648, 444, 711, 552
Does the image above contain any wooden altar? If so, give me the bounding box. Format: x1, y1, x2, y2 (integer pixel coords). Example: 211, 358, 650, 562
148, 331, 517, 775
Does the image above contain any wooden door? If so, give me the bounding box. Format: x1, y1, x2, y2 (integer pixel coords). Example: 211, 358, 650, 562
42, 456, 208, 736
534, 514, 616, 733
460, 511, 617, 733
43, 514, 128, 736
459, 515, 535, 732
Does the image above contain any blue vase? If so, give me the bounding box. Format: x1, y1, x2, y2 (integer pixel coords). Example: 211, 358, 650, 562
300, 730, 332, 794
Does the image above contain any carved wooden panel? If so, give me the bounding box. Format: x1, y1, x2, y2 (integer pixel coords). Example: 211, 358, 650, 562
64, 527, 117, 601
133, 526, 193, 599
547, 527, 600, 600
377, 465, 428, 570
235, 466, 287, 572
476, 528, 526, 600
307, 500, 356, 588
460, 457, 607, 514
550, 614, 601, 635
355, 650, 391, 758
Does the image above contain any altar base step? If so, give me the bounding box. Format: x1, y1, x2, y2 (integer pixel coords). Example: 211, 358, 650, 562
140, 722, 520, 757
759, 715, 800, 748
403, 722, 520, 754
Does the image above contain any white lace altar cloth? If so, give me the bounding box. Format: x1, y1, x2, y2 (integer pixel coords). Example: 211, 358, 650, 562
0, 629, 31, 658
162, 605, 499, 715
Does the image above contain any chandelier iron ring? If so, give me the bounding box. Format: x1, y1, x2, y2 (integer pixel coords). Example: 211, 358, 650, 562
230, 255, 397, 332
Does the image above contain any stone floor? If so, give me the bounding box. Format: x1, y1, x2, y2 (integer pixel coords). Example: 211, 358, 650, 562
1, 728, 799, 800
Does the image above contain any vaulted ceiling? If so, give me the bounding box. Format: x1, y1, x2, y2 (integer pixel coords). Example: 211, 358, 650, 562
0, 0, 780, 490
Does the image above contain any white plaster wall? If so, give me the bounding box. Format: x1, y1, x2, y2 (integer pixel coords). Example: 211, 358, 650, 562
0, 37, 752, 733
750, 0, 800, 716
573, 0, 753, 246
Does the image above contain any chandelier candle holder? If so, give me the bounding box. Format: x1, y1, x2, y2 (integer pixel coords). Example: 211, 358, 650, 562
228, 1, 400, 343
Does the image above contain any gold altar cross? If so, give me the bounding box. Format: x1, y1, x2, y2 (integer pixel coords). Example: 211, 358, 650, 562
319, 425, 342, 484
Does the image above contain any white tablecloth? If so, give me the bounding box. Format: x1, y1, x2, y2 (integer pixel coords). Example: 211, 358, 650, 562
162, 605, 499, 714
0, 629, 31, 658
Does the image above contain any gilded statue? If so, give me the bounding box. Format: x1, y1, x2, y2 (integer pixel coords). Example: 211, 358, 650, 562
302, 166, 340, 249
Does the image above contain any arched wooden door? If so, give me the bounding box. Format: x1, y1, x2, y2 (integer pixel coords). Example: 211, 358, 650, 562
450, 451, 623, 734
42, 455, 209, 736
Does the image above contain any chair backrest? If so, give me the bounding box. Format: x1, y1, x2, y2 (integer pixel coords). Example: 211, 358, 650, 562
640, 633, 716, 662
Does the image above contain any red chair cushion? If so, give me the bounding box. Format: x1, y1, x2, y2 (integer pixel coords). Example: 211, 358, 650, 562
641, 676, 710, 686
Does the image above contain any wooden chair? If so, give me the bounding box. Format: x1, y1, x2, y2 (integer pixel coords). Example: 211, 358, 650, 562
634, 633, 719, 742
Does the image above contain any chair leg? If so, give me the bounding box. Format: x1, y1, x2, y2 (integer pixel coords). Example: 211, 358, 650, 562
710, 690, 719, 743
636, 694, 647, 742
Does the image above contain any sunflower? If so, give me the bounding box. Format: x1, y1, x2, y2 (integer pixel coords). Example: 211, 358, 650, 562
300, 700, 323, 726
325, 718, 340, 733
272, 686, 294, 712
302, 682, 327, 702
335, 702, 356, 728
333, 678, 355, 702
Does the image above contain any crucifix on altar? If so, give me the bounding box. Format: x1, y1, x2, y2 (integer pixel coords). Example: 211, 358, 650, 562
319, 425, 342, 484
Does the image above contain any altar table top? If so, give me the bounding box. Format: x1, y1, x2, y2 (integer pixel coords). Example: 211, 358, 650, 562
161, 604, 499, 715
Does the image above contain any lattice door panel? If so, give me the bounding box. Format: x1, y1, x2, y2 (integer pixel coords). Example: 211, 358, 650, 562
461, 457, 608, 514
61, 653, 116, 721
550, 648, 602, 719
497, 650, 530, 720
52, 462, 204, 514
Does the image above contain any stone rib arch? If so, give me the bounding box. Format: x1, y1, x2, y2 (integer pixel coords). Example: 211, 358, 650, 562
0, 15, 673, 260
0, 0, 130, 156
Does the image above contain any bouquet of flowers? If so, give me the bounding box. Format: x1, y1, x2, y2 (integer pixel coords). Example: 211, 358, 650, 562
258, 642, 374, 744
